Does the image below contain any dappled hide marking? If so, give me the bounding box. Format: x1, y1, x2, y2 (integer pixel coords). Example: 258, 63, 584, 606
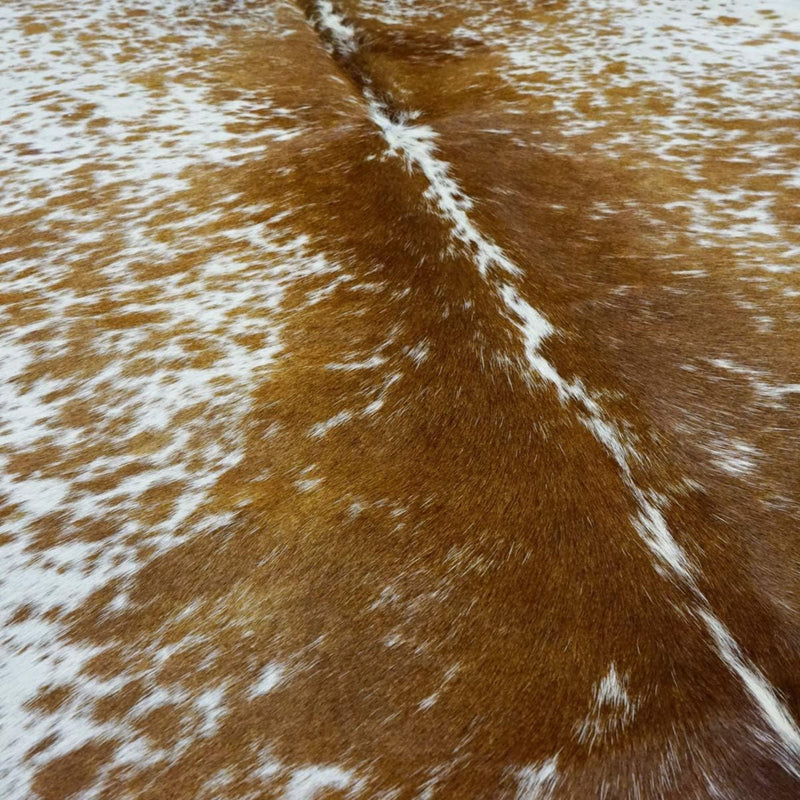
2, 1, 800, 799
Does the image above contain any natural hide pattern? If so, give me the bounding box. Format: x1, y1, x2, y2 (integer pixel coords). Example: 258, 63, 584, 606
2, 1, 800, 798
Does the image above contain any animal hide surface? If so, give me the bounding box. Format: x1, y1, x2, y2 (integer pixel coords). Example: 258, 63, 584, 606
2, 1, 800, 798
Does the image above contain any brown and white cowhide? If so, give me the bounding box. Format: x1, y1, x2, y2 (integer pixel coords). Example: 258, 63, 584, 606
2, 1, 800, 798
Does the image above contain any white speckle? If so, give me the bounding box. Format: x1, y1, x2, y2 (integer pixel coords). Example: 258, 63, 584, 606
596, 663, 631, 708
709, 358, 800, 407
576, 664, 637, 747
499, 285, 556, 386
316, 1, 358, 50
514, 757, 559, 800
418, 693, 438, 711
295, 477, 324, 493
631, 491, 694, 583
325, 355, 387, 371
284, 765, 362, 800
194, 685, 228, 737
348, 500, 364, 517
707, 438, 760, 476
672, 269, 707, 277
249, 663, 286, 698
309, 410, 355, 438
406, 341, 430, 365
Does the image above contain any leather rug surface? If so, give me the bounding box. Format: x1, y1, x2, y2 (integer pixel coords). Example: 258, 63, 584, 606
2, 1, 800, 798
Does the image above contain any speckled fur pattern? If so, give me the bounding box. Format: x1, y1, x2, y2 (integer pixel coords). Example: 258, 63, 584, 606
2, 2, 800, 798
